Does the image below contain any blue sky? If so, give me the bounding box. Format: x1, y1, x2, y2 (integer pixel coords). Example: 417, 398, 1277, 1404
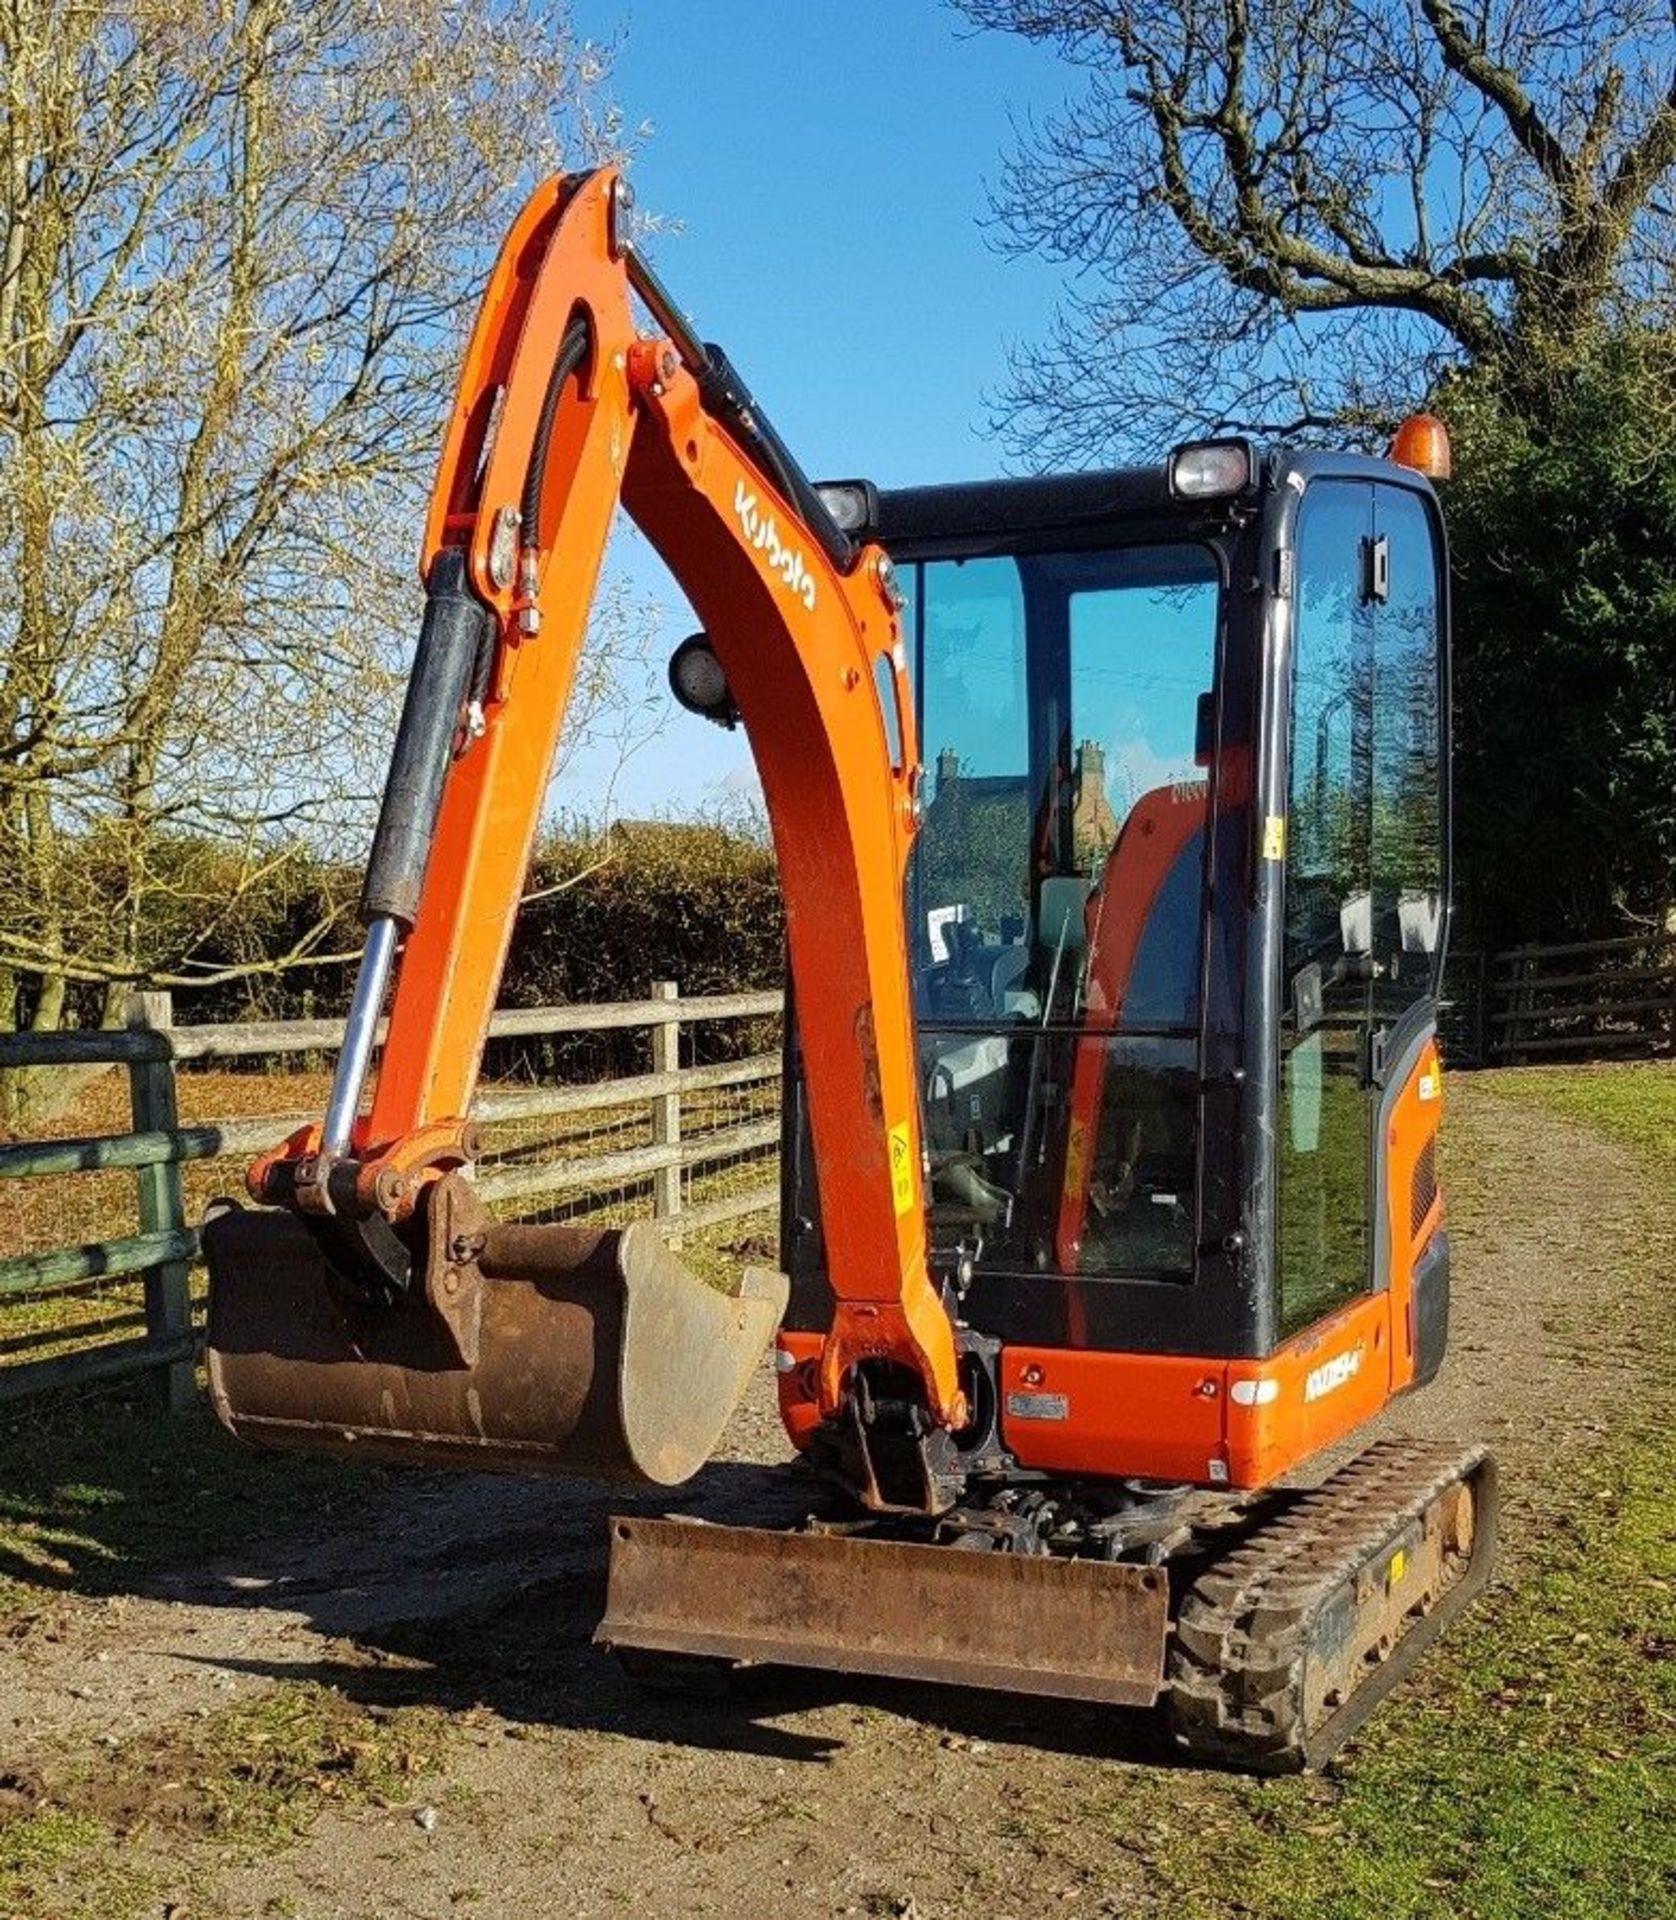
558, 0, 1076, 817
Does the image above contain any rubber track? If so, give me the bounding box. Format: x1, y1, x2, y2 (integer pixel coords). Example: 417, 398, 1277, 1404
1167, 1437, 1498, 1772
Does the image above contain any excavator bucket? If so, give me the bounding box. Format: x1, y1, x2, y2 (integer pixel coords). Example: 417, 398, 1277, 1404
202, 1174, 787, 1485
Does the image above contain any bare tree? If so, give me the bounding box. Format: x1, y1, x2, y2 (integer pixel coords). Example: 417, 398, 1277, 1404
0, 0, 630, 1100
959, 0, 1676, 459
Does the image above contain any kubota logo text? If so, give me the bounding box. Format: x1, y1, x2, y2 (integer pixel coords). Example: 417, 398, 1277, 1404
735, 481, 817, 612
1304, 1346, 1362, 1403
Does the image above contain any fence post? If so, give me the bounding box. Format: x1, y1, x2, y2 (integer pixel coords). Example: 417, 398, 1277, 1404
126, 990, 193, 1412
650, 980, 683, 1243
1506, 947, 1535, 1065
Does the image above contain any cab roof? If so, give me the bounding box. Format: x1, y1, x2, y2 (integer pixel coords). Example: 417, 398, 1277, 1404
848, 449, 1428, 561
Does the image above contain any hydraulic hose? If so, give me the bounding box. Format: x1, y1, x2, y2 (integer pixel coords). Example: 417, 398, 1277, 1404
360, 315, 592, 932
521, 313, 592, 554
621, 245, 856, 576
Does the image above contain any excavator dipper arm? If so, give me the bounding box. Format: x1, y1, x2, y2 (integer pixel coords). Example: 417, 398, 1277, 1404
210, 169, 964, 1499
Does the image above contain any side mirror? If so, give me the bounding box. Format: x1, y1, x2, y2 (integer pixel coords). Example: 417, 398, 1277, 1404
1037, 876, 1091, 955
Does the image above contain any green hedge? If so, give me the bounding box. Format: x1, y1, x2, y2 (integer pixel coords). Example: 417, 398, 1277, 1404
492, 819, 784, 1079
147, 818, 787, 1077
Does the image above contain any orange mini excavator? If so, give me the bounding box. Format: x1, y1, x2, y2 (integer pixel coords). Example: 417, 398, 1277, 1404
204, 169, 1495, 1770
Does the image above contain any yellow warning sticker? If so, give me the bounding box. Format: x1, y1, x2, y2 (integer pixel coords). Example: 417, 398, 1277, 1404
1062, 1118, 1087, 1204
1388, 1548, 1407, 1589
888, 1123, 915, 1216
1262, 814, 1287, 861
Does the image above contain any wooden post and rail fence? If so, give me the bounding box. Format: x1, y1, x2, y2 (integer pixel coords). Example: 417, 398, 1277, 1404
1443, 929, 1676, 1066
0, 983, 784, 1411
1, 928, 1669, 1411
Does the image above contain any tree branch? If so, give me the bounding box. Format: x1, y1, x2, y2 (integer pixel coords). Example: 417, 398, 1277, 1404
1418, 0, 1577, 192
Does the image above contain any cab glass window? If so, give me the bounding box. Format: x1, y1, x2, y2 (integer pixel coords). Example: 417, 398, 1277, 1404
908, 543, 1221, 1283
1370, 486, 1444, 1020
1278, 483, 1373, 1337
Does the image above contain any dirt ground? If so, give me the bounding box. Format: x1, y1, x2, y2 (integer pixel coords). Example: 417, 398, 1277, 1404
0, 1070, 1666, 1920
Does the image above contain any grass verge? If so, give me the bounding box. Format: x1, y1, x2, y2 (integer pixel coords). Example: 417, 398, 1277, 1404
1489, 1056, 1676, 1163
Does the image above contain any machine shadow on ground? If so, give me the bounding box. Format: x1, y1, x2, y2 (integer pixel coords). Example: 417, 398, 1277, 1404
169, 1610, 1185, 1773
121, 1440, 1188, 1772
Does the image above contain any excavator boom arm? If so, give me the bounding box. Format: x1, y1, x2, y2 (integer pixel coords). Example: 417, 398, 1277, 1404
244, 169, 964, 1443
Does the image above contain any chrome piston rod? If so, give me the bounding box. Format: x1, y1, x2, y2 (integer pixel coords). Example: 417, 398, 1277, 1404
316, 547, 496, 1161
321, 914, 400, 1157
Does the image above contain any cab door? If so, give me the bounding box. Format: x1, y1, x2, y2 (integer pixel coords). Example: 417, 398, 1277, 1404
1277, 481, 1375, 1341
1275, 477, 1447, 1346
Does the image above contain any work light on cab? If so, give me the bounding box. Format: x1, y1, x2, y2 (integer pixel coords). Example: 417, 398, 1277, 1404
668, 631, 739, 729
813, 478, 879, 537
1167, 438, 1254, 500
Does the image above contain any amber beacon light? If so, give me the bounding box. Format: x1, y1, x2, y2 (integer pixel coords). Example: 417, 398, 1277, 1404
1390, 411, 1453, 480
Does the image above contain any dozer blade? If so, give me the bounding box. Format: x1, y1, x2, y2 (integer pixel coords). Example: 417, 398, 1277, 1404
598, 1516, 1171, 1705
203, 1179, 788, 1486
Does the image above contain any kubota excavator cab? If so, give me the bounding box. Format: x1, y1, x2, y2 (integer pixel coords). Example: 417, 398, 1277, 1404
775, 446, 1457, 1493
